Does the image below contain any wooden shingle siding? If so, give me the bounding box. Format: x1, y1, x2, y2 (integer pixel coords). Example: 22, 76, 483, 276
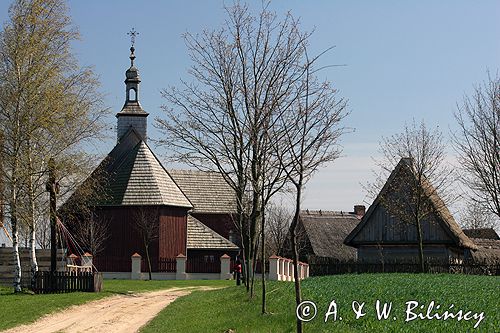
186, 215, 239, 250
192, 213, 236, 241
168, 170, 236, 214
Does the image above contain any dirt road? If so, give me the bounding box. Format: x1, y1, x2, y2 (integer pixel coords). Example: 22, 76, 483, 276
2, 287, 205, 333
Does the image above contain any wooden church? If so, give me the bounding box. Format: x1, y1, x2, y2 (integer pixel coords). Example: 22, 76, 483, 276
61, 43, 239, 273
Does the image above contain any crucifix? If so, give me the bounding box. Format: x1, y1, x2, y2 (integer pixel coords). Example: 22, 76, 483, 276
127, 28, 139, 66
127, 28, 139, 47
46, 158, 60, 274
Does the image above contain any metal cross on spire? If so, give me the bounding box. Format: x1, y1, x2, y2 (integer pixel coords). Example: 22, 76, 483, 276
127, 28, 139, 47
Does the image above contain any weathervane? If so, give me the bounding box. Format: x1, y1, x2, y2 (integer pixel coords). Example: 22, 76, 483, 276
127, 28, 139, 47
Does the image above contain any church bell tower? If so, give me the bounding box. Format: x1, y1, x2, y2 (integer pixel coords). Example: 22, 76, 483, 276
116, 28, 149, 143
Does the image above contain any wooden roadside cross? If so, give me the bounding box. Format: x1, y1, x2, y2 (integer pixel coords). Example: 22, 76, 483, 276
45, 158, 60, 274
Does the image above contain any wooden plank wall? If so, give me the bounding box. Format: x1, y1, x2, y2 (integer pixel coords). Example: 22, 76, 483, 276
96, 206, 159, 271
158, 206, 188, 258
0, 248, 65, 286
354, 204, 453, 244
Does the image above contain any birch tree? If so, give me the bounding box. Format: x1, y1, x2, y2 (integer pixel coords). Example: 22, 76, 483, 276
0, 0, 107, 292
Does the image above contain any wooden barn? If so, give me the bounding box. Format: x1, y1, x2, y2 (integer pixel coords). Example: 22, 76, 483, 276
344, 158, 477, 263
60, 45, 239, 273
288, 208, 363, 263
463, 228, 500, 264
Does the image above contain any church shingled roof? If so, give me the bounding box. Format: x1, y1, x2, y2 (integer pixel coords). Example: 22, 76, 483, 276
168, 170, 236, 214
100, 130, 192, 207
187, 215, 239, 250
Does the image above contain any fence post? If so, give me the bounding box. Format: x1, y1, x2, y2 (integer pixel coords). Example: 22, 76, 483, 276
82, 252, 93, 268
220, 254, 232, 280
279, 258, 285, 281
67, 253, 78, 266
176, 254, 187, 280
268, 255, 280, 281
284, 259, 290, 281
131, 253, 142, 280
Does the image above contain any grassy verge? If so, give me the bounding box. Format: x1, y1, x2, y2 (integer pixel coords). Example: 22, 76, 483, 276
142, 274, 499, 333
0, 279, 231, 331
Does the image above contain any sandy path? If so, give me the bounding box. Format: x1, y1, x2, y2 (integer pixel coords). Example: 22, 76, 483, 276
2, 287, 209, 333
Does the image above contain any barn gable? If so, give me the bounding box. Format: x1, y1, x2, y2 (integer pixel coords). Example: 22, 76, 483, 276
345, 158, 476, 250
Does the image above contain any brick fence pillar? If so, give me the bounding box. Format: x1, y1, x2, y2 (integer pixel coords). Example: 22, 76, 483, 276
176, 254, 187, 280
82, 252, 93, 269
268, 255, 280, 281
220, 254, 232, 280
131, 253, 142, 280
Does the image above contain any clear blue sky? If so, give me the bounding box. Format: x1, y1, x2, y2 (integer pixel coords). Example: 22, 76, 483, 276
1, 0, 499, 213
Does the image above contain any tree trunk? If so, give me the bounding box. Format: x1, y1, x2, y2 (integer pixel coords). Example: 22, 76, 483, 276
28, 161, 38, 283
10, 162, 22, 292
415, 218, 425, 273
291, 184, 303, 333
11, 212, 22, 293
261, 208, 267, 314
145, 240, 152, 280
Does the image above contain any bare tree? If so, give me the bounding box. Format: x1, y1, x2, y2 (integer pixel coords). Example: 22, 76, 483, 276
459, 200, 498, 230
133, 207, 159, 280
453, 74, 500, 219
368, 120, 455, 273
265, 201, 292, 256
273, 48, 348, 332
155, 2, 310, 297
73, 212, 109, 258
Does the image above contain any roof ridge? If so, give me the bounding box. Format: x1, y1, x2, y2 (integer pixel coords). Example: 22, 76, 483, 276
139, 141, 193, 208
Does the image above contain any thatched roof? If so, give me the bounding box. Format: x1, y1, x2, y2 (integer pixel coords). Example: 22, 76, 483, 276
168, 170, 236, 214
468, 238, 500, 263
299, 210, 359, 261
345, 158, 477, 250
463, 228, 500, 240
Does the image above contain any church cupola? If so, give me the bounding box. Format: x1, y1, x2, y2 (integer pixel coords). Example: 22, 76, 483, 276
116, 28, 149, 143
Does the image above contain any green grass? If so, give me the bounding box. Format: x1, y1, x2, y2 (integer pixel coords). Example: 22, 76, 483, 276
142, 274, 499, 333
0, 279, 231, 331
